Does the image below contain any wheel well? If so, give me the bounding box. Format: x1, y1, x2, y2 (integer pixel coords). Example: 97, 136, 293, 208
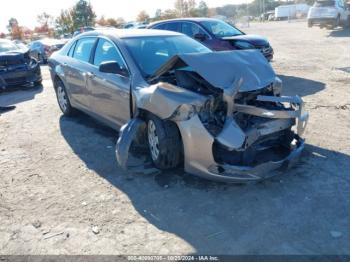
53, 75, 63, 90
139, 109, 184, 164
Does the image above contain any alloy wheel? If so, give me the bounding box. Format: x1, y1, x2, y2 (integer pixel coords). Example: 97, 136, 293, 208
148, 119, 160, 161
57, 85, 68, 112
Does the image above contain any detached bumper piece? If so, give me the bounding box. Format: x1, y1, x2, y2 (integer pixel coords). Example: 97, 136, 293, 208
177, 95, 309, 183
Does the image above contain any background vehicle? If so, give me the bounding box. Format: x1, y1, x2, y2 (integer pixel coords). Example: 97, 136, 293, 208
0, 39, 42, 90
73, 27, 95, 37
148, 18, 274, 61
260, 11, 275, 21
275, 4, 310, 20
29, 39, 66, 63
308, 0, 350, 28
12, 40, 29, 51
122, 22, 149, 29
48, 29, 307, 182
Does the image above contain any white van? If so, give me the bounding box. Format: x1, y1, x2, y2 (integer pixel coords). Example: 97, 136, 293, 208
308, 0, 350, 28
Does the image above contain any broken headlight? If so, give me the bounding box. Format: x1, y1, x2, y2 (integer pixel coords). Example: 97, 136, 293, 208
273, 76, 282, 96
28, 58, 38, 68
198, 95, 227, 136
170, 104, 197, 121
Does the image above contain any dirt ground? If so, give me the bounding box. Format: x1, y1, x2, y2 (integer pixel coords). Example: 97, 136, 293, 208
0, 20, 350, 255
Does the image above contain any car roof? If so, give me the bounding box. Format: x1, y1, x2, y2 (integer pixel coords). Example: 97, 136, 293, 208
78, 29, 183, 39
149, 17, 222, 26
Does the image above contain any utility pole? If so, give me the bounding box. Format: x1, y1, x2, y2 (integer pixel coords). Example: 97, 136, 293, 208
263, 0, 265, 14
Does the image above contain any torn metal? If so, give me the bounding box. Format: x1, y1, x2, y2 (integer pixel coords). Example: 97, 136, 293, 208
116, 50, 309, 182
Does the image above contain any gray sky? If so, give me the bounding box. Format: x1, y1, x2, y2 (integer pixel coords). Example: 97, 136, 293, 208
0, 0, 250, 32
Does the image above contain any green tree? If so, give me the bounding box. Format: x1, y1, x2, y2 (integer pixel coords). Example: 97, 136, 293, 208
36, 12, 54, 34
7, 18, 18, 33
37, 12, 54, 28
162, 9, 178, 19
55, 9, 75, 34
7, 18, 23, 40
71, 0, 96, 29
197, 1, 209, 17
154, 9, 162, 19
174, 0, 189, 16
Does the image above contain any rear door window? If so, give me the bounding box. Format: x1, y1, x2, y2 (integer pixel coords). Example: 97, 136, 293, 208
164, 22, 181, 32
72, 37, 97, 63
181, 22, 207, 38
152, 24, 166, 30
314, 0, 335, 7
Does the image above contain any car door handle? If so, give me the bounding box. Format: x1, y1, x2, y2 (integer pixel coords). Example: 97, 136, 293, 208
86, 72, 95, 78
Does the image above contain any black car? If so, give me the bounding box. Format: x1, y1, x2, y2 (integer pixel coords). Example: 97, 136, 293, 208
29, 39, 67, 64
148, 18, 274, 61
0, 39, 42, 90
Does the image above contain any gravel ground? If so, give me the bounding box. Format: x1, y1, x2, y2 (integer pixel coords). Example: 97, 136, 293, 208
0, 21, 350, 255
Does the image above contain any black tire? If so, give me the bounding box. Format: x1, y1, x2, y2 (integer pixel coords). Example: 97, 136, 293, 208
55, 80, 74, 116
146, 114, 182, 169
308, 21, 313, 28
342, 16, 350, 28
332, 16, 340, 29
38, 54, 43, 63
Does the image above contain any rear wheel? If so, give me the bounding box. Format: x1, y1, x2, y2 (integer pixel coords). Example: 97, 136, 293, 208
55, 81, 74, 116
147, 114, 182, 169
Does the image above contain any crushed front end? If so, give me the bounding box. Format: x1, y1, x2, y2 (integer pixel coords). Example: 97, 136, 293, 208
0, 51, 42, 90
174, 83, 308, 182
118, 50, 309, 182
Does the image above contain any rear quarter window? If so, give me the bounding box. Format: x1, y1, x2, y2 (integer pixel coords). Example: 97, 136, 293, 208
67, 41, 77, 57
72, 38, 96, 63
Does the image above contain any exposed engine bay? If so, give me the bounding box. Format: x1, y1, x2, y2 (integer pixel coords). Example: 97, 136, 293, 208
116, 50, 309, 182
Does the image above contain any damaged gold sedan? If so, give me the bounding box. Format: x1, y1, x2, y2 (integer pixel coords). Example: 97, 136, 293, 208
48, 29, 308, 182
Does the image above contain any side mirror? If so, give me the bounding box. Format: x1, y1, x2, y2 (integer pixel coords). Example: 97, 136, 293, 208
194, 33, 207, 42
99, 61, 128, 77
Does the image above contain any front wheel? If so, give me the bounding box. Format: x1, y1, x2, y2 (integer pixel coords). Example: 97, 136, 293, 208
147, 114, 182, 169
332, 16, 340, 29
342, 16, 350, 28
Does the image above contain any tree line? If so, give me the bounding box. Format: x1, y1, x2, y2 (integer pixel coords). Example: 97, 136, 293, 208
4, 0, 311, 40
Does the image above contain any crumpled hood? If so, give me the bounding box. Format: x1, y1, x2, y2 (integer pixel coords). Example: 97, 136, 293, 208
222, 34, 269, 46
150, 50, 276, 92
0, 50, 30, 65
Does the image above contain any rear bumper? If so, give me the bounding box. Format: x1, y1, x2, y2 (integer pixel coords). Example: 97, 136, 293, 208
0, 63, 41, 90
308, 17, 337, 25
